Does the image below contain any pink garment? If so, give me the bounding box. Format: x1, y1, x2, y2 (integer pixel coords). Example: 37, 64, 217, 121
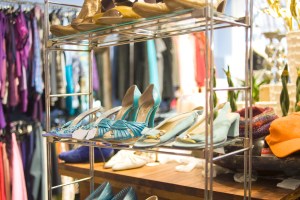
0, 142, 6, 200
11, 133, 28, 200
2, 143, 10, 200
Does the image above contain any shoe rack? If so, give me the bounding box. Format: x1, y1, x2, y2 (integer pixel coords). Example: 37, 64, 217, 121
43, 0, 254, 199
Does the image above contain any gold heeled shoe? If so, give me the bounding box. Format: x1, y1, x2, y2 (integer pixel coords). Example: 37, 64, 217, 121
165, 0, 227, 13
132, 2, 171, 18
50, 25, 79, 37
50, 0, 102, 36
95, 6, 141, 25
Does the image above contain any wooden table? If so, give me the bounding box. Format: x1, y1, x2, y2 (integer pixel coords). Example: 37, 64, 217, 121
58, 162, 300, 200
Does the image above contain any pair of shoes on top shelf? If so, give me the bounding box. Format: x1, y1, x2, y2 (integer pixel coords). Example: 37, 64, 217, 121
50, 0, 227, 37
59, 145, 114, 163
50, 0, 140, 36
133, 102, 240, 148
104, 150, 150, 171
132, 0, 227, 18
85, 182, 138, 200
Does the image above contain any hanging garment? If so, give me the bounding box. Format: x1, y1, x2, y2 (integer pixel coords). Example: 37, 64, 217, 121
162, 38, 174, 101
65, 64, 75, 115
174, 35, 198, 95
0, 142, 6, 200
134, 42, 148, 91
6, 14, 20, 107
0, 103, 6, 129
15, 10, 29, 78
2, 143, 10, 200
117, 45, 130, 101
0, 12, 7, 98
194, 32, 207, 88
31, 15, 44, 94
155, 39, 165, 95
147, 40, 160, 90
93, 55, 100, 92
11, 133, 28, 200
28, 123, 45, 200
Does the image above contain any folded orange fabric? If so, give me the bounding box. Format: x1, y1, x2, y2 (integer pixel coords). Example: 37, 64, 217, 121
266, 112, 300, 158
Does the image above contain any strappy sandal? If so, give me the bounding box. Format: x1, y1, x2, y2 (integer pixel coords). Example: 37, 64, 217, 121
173, 102, 240, 148
133, 109, 202, 148
73, 85, 141, 140
43, 106, 103, 138
91, 84, 161, 143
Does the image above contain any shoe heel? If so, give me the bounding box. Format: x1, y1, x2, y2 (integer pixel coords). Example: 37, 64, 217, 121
147, 106, 159, 128
128, 106, 139, 121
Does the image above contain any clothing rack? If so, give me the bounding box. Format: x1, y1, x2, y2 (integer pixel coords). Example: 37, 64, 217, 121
0, 0, 80, 11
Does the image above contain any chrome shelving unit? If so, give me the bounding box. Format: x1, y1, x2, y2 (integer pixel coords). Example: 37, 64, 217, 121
44, 0, 253, 199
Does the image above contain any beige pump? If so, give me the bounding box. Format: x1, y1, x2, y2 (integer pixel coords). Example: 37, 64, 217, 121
50, 0, 102, 36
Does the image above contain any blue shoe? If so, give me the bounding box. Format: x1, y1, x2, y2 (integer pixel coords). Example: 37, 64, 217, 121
133, 109, 202, 148
173, 102, 240, 148
88, 84, 161, 142
73, 85, 142, 140
112, 187, 137, 200
58, 146, 113, 163
85, 182, 113, 200
43, 107, 103, 138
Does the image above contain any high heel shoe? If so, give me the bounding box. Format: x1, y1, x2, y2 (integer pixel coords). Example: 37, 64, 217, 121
164, 0, 227, 13
50, 0, 101, 36
42, 106, 103, 138
173, 102, 240, 148
91, 84, 161, 143
133, 108, 202, 148
94, 0, 142, 25
111, 186, 137, 200
73, 85, 141, 140
85, 182, 114, 200
132, 1, 171, 18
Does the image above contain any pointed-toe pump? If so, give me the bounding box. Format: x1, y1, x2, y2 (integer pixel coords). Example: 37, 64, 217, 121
85, 182, 114, 200
50, 25, 79, 37
132, 1, 171, 18
101, 84, 161, 143
173, 102, 240, 148
73, 85, 141, 140
111, 187, 137, 200
50, 0, 101, 36
94, 0, 142, 25
165, 0, 227, 13
133, 108, 202, 148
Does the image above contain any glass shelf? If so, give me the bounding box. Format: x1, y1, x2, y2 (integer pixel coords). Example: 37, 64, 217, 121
46, 136, 246, 159
48, 7, 248, 48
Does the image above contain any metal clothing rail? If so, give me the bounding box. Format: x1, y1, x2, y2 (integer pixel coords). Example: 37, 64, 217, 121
0, 0, 80, 11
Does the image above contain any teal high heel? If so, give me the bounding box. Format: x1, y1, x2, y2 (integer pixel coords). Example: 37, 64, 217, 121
85, 182, 113, 200
91, 84, 161, 143
111, 187, 137, 200
72, 85, 141, 140
134, 84, 161, 128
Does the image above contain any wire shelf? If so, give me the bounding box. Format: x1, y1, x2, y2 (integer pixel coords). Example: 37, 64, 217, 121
48, 7, 248, 48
